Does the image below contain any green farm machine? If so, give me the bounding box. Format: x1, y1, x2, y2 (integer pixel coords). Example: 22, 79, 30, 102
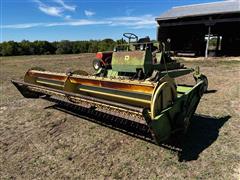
12, 33, 208, 144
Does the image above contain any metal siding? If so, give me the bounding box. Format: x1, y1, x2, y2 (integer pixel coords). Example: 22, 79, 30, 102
157, 0, 240, 20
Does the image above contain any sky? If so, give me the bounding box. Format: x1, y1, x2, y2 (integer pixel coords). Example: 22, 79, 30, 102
1, 0, 224, 42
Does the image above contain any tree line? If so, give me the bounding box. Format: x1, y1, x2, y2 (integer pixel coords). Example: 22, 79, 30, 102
0, 39, 124, 56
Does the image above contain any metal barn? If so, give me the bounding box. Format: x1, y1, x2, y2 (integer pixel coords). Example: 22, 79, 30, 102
156, 0, 240, 57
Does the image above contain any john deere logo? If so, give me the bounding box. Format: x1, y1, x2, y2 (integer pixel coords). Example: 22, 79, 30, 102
125, 55, 130, 61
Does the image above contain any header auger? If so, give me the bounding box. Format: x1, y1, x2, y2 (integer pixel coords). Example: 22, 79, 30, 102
12, 33, 208, 144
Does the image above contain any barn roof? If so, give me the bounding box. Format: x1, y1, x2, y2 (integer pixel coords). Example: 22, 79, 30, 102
156, 0, 240, 21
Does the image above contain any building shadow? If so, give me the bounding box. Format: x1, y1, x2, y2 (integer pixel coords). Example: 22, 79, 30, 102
45, 99, 230, 160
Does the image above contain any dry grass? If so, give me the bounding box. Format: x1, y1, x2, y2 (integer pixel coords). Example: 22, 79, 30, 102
0, 54, 239, 179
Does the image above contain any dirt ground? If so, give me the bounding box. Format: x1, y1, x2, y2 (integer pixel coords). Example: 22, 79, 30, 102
0, 54, 239, 179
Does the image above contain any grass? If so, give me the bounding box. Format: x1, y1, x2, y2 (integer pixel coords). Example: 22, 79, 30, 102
0, 54, 240, 179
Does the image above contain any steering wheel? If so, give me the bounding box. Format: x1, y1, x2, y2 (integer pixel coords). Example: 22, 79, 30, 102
123, 33, 138, 43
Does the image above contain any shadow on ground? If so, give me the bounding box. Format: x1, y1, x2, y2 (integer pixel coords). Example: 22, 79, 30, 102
179, 114, 230, 161
205, 89, 218, 94
47, 101, 230, 162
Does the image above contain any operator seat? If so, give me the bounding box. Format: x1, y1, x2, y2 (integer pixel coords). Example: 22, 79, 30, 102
137, 36, 151, 44
136, 36, 158, 52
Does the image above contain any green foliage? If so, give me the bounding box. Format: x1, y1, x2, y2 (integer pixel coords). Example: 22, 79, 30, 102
55, 40, 73, 54
209, 38, 218, 47
0, 41, 19, 56
0, 39, 124, 56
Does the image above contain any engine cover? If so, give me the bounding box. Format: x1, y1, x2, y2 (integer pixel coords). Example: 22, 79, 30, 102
111, 49, 153, 74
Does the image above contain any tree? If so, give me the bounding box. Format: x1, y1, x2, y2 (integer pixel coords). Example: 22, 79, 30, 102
32, 41, 56, 55
98, 38, 115, 52
55, 40, 73, 54
88, 40, 99, 53
19, 40, 31, 55
0, 39, 118, 56
0, 41, 19, 56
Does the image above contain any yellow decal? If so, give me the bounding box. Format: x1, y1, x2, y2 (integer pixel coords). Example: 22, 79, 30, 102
124, 55, 130, 61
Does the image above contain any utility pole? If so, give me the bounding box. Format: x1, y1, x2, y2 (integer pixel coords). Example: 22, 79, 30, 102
205, 25, 211, 58
215, 35, 220, 56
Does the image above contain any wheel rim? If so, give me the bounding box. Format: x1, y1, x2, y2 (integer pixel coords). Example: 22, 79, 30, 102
150, 81, 177, 119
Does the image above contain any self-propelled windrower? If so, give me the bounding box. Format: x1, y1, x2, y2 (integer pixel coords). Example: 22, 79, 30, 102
12, 33, 208, 144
